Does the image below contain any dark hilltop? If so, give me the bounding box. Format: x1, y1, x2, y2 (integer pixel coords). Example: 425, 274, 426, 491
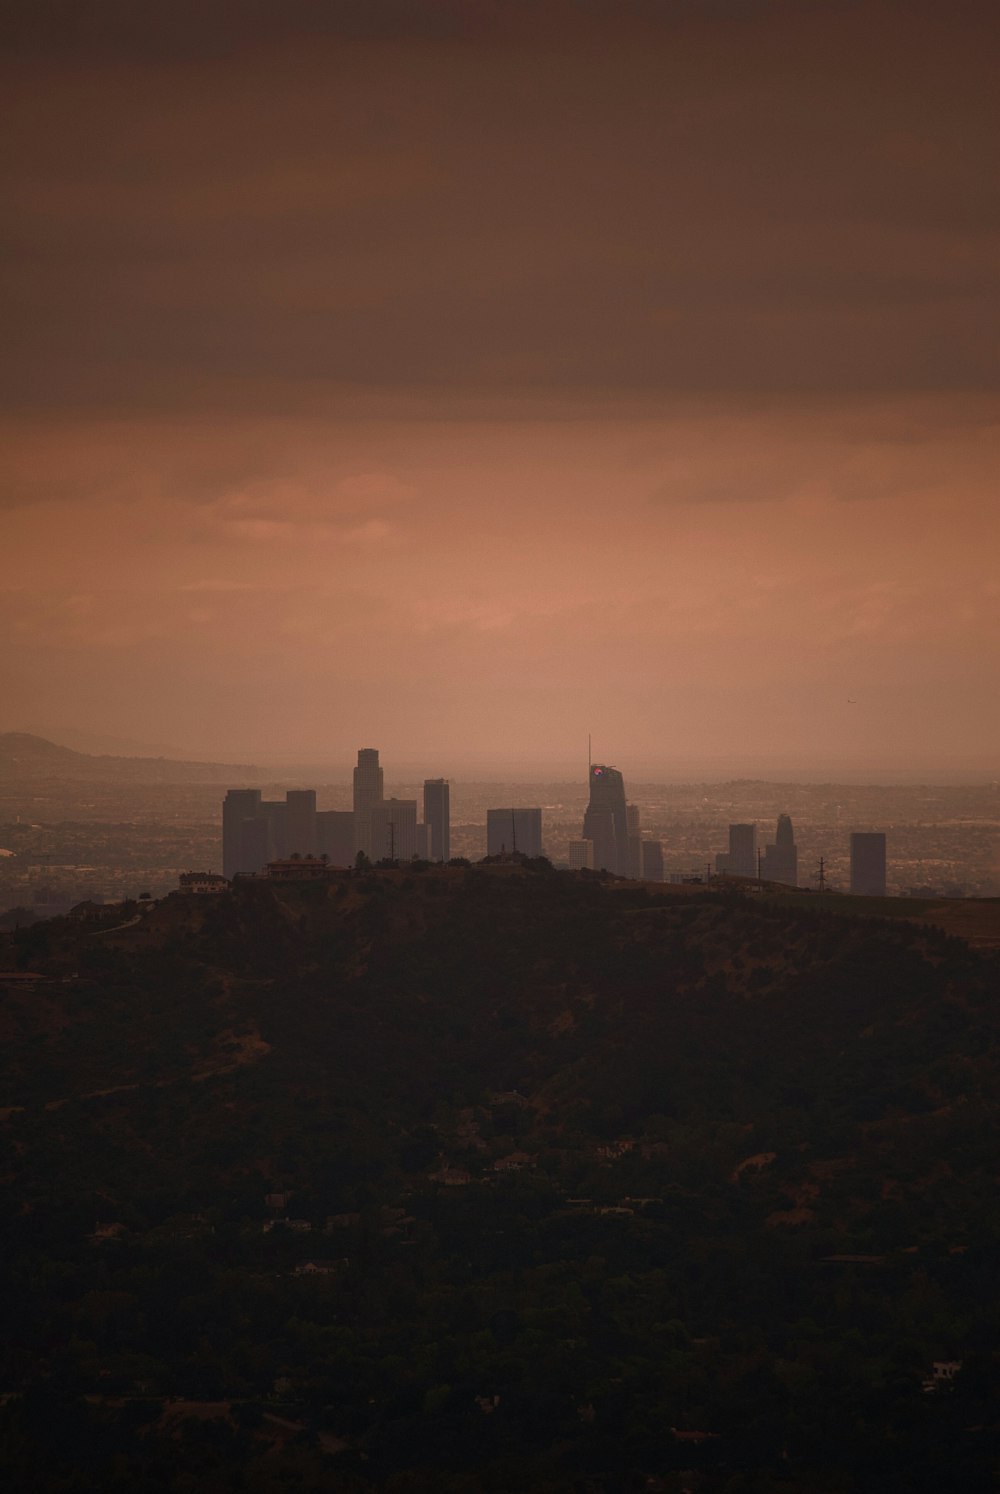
3, 865, 1000, 1492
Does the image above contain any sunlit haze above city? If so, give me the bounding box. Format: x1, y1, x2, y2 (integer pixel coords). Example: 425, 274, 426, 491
2, 0, 997, 778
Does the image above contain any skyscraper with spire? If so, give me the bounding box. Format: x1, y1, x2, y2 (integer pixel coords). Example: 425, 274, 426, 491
583, 764, 629, 875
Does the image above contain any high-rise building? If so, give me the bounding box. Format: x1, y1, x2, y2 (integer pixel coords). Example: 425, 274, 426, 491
316, 810, 355, 867
222, 789, 289, 875
716, 823, 757, 878
568, 838, 594, 870
423, 779, 450, 862
240, 813, 272, 876
850, 832, 887, 896
353, 748, 384, 857
583, 765, 629, 875
223, 789, 262, 878
761, 814, 797, 887
415, 823, 431, 860
641, 839, 664, 882
285, 789, 317, 858
369, 799, 418, 863
486, 808, 543, 859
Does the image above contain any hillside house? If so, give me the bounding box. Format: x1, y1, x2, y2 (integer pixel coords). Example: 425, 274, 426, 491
177, 872, 229, 894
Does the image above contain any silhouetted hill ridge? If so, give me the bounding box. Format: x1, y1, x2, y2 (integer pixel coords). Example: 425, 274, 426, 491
0, 730, 263, 784
3, 871, 1000, 1491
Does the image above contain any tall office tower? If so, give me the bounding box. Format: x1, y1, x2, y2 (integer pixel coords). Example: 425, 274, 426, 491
316, 810, 355, 867
223, 789, 262, 878
850, 832, 887, 896
353, 748, 384, 856
761, 814, 798, 887
285, 789, 317, 857
715, 823, 757, 878
583, 765, 629, 875
368, 799, 418, 863
423, 778, 450, 862
641, 839, 664, 882
568, 838, 595, 870
486, 808, 543, 858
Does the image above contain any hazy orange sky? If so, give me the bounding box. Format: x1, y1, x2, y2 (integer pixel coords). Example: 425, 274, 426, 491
2, 0, 998, 776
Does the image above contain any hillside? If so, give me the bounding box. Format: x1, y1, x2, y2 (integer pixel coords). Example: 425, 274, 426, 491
0, 732, 264, 785
2, 869, 1000, 1491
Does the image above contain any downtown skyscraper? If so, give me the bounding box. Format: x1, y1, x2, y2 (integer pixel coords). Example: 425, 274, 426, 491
353, 747, 384, 858
582, 764, 630, 876
761, 814, 797, 887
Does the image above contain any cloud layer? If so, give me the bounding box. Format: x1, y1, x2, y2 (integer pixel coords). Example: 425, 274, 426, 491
1, 1, 997, 770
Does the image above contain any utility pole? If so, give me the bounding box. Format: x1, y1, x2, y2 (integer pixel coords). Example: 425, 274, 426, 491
818, 855, 826, 892
389, 819, 395, 864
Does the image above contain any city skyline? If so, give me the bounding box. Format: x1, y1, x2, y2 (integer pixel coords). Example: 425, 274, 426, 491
220, 745, 868, 894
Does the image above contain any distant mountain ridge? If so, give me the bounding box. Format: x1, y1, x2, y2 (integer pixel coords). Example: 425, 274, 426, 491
21, 725, 193, 759
0, 732, 266, 785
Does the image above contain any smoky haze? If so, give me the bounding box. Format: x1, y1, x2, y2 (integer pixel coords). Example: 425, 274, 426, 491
1, 0, 998, 775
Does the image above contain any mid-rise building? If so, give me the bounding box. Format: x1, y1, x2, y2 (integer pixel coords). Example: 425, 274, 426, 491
369, 799, 418, 863
583, 765, 629, 875
641, 839, 664, 882
285, 789, 317, 858
223, 789, 263, 878
850, 832, 887, 896
226, 788, 327, 875
716, 823, 757, 879
761, 814, 797, 887
568, 838, 595, 870
316, 810, 355, 867
486, 807, 543, 859
423, 778, 450, 862
240, 813, 273, 873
